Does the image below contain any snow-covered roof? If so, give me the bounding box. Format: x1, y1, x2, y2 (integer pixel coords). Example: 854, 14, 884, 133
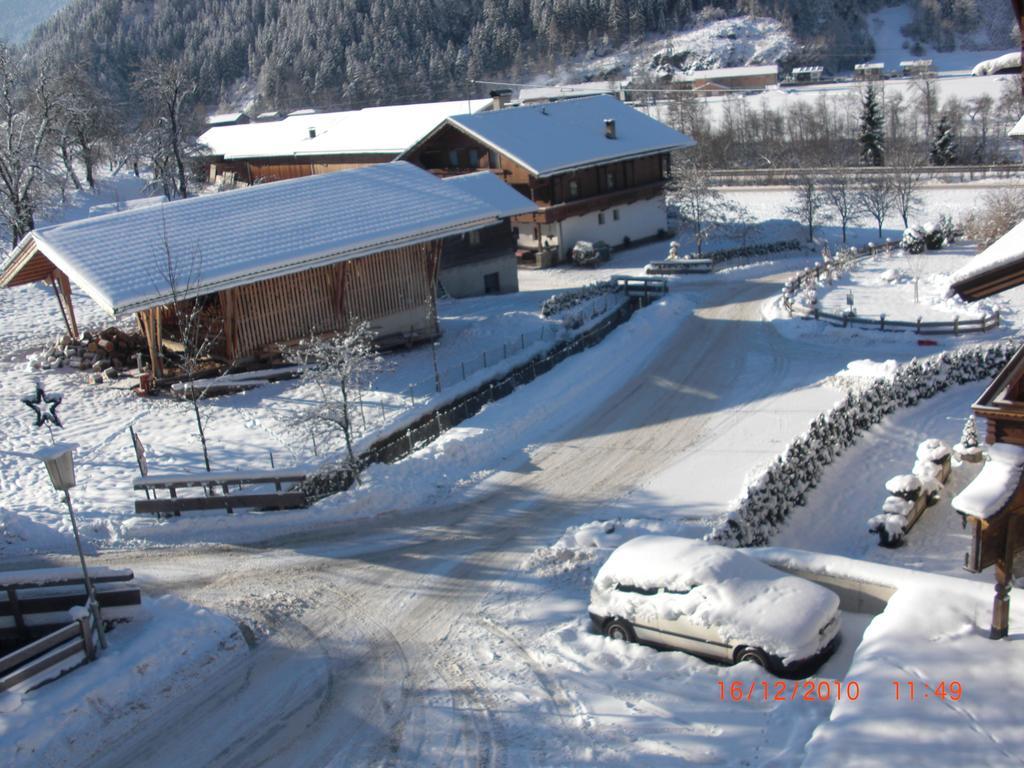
791, 66, 824, 74
206, 112, 248, 126
416, 95, 694, 179
0, 163, 518, 316
899, 59, 933, 68
949, 217, 1024, 299
1010, 114, 1024, 138
686, 64, 778, 81
952, 443, 1024, 520
972, 51, 1021, 77
200, 99, 492, 160
442, 172, 537, 219
590, 536, 838, 662
854, 62, 885, 71
519, 81, 624, 103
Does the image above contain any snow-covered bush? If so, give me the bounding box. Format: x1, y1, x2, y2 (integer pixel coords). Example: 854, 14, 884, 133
901, 226, 927, 254
710, 341, 1017, 547
540, 281, 618, 318
885, 474, 921, 501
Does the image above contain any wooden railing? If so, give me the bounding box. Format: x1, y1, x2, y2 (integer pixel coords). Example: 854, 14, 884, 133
0, 610, 99, 692
133, 469, 308, 517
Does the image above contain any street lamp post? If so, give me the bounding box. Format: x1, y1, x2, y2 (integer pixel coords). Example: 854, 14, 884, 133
37, 443, 107, 652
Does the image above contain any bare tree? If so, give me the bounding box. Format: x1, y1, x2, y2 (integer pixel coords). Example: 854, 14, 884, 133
669, 153, 749, 256
155, 222, 221, 473
785, 174, 827, 242
857, 175, 895, 238
962, 184, 1024, 247
282, 323, 387, 481
134, 60, 202, 199
55, 67, 117, 191
0, 46, 64, 245
890, 151, 925, 228
822, 172, 861, 243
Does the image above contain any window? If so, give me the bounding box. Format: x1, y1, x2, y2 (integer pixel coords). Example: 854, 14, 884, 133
612, 209, 620, 221
448, 149, 460, 167
606, 171, 616, 190
468, 148, 479, 167
568, 179, 579, 199
488, 150, 499, 168
484, 272, 500, 294
468, 230, 481, 246
598, 212, 605, 225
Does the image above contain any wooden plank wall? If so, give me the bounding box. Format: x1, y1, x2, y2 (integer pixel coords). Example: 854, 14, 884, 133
222, 241, 440, 359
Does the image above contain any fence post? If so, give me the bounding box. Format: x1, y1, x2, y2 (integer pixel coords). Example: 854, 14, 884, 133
994, 310, 1000, 329
380, 401, 385, 421
916, 316, 922, 334
78, 614, 96, 661
483, 351, 488, 367
954, 315, 959, 335
879, 313, 885, 331
461, 361, 466, 380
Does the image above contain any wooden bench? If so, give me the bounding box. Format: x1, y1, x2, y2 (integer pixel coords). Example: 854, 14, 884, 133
133, 469, 308, 517
0, 567, 140, 648
645, 259, 714, 275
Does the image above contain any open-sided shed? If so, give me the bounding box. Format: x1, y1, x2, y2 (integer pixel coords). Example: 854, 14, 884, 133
0, 162, 531, 376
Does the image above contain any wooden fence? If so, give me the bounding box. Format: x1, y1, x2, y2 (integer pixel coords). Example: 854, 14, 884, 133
0, 607, 98, 693
709, 164, 1024, 186
782, 241, 1000, 336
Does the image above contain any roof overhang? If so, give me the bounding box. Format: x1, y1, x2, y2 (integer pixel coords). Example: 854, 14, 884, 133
950, 257, 1024, 301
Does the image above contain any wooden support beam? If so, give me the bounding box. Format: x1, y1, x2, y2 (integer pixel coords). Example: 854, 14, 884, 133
56, 271, 79, 339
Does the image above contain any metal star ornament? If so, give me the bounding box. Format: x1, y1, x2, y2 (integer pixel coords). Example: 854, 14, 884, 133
22, 383, 63, 429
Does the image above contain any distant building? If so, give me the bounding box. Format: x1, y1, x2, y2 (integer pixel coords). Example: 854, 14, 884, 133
853, 62, 885, 81
899, 59, 934, 77
401, 95, 694, 264
206, 112, 250, 127
790, 66, 825, 83
519, 81, 627, 104
679, 64, 778, 93
199, 100, 492, 184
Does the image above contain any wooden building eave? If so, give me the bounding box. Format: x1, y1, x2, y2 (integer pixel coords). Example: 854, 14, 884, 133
950, 258, 1024, 302
973, 344, 1024, 426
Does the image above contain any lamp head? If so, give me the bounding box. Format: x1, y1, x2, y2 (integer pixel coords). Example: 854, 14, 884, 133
37, 443, 77, 491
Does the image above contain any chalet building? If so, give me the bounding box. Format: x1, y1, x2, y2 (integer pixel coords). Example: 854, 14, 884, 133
439, 172, 536, 297
199, 99, 492, 185
0, 163, 533, 376
206, 112, 251, 127
679, 64, 778, 94
948, 217, 1024, 637
400, 95, 694, 263
790, 66, 824, 83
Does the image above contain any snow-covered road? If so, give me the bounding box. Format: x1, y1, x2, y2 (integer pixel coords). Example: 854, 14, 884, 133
23, 270, 898, 766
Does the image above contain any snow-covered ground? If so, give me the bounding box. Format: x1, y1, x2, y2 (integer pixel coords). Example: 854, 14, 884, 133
4, 177, 1024, 765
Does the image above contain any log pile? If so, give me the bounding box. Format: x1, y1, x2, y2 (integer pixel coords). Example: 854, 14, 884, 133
29, 328, 148, 384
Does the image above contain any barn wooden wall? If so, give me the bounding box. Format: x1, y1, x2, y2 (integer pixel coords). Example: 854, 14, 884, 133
220, 241, 440, 360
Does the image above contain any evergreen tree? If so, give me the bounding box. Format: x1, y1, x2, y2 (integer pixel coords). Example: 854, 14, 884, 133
929, 117, 958, 166
858, 83, 885, 166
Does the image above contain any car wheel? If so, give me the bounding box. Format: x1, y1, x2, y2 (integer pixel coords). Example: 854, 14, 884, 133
605, 619, 635, 643
736, 647, 769, 669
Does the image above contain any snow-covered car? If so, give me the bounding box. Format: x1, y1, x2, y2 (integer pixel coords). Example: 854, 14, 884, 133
588, 536, 841, 678
571, 240, 610, 266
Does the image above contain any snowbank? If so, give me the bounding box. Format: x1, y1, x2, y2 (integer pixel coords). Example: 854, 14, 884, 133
951, 442, 1024, 519
0, 595, 247, 768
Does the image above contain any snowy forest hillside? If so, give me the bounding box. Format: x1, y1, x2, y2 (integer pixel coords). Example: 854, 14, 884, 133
22, 0, 1015, 114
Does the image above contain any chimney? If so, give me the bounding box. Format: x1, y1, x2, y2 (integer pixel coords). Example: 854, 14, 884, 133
308, 127, 316, 139
489, 88, 512, 110
604, 118, 616, 139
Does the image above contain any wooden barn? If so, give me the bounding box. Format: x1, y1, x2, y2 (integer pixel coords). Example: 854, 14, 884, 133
400, 95, 694, 264
199, 99, 492, 185
0, 162, 531, 377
